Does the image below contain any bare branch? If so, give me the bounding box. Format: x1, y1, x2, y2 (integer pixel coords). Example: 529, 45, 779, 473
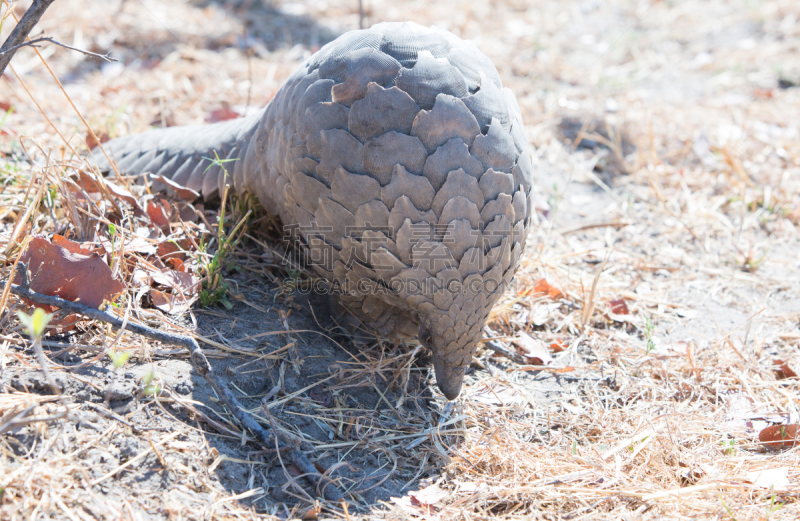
0, 35, 117, 62
0, 0, 58, 78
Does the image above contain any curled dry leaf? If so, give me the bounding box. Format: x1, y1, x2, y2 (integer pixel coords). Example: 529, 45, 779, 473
532, 278, 564, 300
15, 236, 125, 321
85, 130, 110, 150
150, 269, 200, 295
152, 175, 200, 201
147, 199, 172, 234
609, 298, 630, 315
773, 359, 798, 380
156, 239, 193, 262
513, 332, 553, 366
759, 424, 799, 449
76, 171, 143, 214
149, 289, 193, 316
409, 483, 448, 513
52, 234, 103, 256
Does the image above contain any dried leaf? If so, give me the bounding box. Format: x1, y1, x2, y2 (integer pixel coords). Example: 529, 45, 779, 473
149, 289, 194, 315
150, 269, 200, 295
156, 239, 193, 262
513, 332, 553, 365
51, 234, 101, 256
609, 298, 629, 315
206, 107, 241, 123
302, 506, 321, 521
409, 483, 448, 511
86, 131, 110, 150
759, 424, 799, 449
533, 278, 563, 299
0, 100, 11, 111
147, 199, 172, 233
550, 339, 568, 352
773, 359, 798, 380
152, 175, 200, 201
15, 236, 125, 312
76, 171, 143, 213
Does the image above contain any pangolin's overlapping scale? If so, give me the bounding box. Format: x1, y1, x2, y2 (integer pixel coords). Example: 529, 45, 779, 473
329, 49, 403, 107
410, 94, 480, 154
91, 22, 533, 401
395, 51, 468, 110
348, 84, 420, 142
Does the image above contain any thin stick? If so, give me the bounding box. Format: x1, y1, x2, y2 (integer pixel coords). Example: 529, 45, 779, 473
0, 36, 116, 62
0, 0, 56, 77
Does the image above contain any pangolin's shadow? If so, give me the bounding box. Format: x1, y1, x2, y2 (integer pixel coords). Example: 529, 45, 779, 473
69, 2, 340, 88
187, 271, 439, 512
200, 0, 341, 50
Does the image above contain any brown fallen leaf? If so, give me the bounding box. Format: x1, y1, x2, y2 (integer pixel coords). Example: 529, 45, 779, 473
550, 339, 568, 352
409, 483, 448, 514
150, 269, 200, 294
156, 239, 193, 262
85, 130, 110, 150
609, 298, 630, 315
759, 424, 799, 449
76, 171, 144, 214
513, 332, 553, 365
774, 359, 798, 380
206, 106, 241, 123
152, 175, 200, 201
532, 278, 564, 300
149, 289, 193, 315
302, 506, 321, 521
15, 236, 125, 321
147, 199, 172, 234
52, 234, 102, 256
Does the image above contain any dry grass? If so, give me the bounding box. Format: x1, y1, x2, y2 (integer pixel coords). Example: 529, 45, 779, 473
2, 0, 800, 519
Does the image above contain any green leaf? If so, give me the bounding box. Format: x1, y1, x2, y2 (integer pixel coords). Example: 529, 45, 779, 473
16, 308, 53, 339
109, 350, 131, 369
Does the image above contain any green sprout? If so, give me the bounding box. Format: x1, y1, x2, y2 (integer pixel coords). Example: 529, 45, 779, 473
142, 370, 162, 396
17, 308, 53, 339
109, 350, 132, 369
196, 151, 251, 309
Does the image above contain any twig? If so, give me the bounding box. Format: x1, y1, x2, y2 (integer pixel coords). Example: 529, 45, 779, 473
0, 36, 116, 62
484, 339, 529, 366
8, 263, 345, 501
0, 0, 57, 77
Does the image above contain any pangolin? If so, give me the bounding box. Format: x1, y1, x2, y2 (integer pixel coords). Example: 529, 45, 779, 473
93, 22, 533, 400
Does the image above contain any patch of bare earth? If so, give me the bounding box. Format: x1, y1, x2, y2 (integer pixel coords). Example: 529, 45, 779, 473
2, 0, 800, 519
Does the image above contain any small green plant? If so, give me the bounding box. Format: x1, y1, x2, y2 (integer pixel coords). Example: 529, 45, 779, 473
736, 248, 767, 273
142, 370, 162, 396
197, 152, 251, 309
765, 491, 783, 520
644, 316, 655, 354
717, 491, 738, 521
17, 308, 61, 395
109, 350, 131, 369
17, 308, 53, 340
720, 438, 736, 456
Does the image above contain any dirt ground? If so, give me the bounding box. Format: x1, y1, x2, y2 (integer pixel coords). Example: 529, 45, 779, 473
2, 0, 800, 519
